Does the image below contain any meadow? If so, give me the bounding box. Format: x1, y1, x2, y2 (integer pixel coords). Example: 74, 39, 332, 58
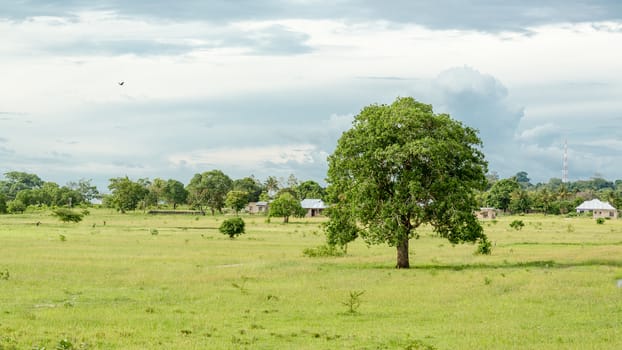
1, 209, 622, 349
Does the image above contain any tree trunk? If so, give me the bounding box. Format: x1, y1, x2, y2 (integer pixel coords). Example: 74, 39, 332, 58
396, 238, 410, 268
284, 216, 289, 223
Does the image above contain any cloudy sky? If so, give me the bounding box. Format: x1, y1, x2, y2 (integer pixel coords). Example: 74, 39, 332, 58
2, 1, 622, 191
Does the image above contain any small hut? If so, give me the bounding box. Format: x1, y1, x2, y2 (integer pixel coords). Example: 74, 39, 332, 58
476, 207, 497, 220
246, 201, 269, 214
576, 199, 617, 219
300, 199, 327, 217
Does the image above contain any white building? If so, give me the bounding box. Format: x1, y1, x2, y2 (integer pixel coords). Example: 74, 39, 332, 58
300, 199, 327, 217
576, 199, 618, 219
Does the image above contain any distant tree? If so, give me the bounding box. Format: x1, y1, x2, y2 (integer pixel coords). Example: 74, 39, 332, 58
258, 191, 270, 202
533, 188, 554, 215
296, 180, 326, 200
232, 177, 263, 202
286, 174, 299, 189
515, 171, 531, 188
269, 193, 306, 223
7, 200, 26, 214
147, 178, 167, 207
108, 177, 149, 213
66, 179, 100, 202
14, 190, 35, 207
0, 194, 7, 214
54, 186, 84, 207
487, 178, 520, 212
187, 170, 233, 215
1, 171, 44, 199
276, 187, 299, 199
264, 176, 280, 198
509, 189, 532, 214
485, 171, 499, 190
225, 190, 249, 215
164, 179, 187, 209
325, 97, 490, 268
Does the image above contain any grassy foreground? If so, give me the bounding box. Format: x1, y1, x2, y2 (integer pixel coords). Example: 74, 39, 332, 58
1, 209, 622, 349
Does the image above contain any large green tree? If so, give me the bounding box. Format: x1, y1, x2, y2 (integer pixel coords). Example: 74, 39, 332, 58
0, 171, 44, 199
187, 170, 233, 215
486, 178, 520, 212
225, 190, 249, 215
325, 97, 490, 268
164, 179, 188, 209
107, 177, 149, 213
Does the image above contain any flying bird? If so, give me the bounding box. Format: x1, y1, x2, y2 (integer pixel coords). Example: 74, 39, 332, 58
118, 81, 125, 86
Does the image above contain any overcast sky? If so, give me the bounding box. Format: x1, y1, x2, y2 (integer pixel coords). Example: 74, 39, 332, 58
2, 1, 622, 191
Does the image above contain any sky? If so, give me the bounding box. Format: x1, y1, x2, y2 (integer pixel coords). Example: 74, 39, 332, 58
2, 1, 622, 192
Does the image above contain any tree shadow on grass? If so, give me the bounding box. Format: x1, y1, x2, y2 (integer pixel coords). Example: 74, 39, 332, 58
330, 259, 622, 271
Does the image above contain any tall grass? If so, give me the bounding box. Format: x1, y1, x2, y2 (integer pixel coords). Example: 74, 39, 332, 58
1, 210, 621, 349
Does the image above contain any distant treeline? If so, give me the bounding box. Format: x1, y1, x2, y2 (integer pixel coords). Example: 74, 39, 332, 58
0, 171, 325, 214
1, 169, 620, 215
481, 171, 622, 214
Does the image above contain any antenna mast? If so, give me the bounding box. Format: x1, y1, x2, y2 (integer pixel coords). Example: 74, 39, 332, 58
562, 139, 568, 183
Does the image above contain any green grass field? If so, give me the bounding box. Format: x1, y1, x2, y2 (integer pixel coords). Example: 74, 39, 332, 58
1, 210, 622, 349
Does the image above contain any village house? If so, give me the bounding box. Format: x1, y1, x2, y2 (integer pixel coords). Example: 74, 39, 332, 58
300, 198, 327, 217
246, 201, 269, 214
576, 199, 618, 219
476, 207, 497, 220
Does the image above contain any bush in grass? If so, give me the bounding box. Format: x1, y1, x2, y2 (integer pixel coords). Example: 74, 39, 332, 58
52, 208, 84, 223
596, 217, 605, 224
303, 244, 345, 257
509, 219, 524, 231
0, 194, 7, 214
476, 237, 493, 255
7, 199, 26, 214
219, 217, 245, 238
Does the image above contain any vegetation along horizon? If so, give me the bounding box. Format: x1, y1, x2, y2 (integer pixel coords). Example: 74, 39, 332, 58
2, 97, 622, 349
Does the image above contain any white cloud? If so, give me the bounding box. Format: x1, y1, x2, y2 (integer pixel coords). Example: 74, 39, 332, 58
518, 123, 557, 140
168, 144, 319, 168
2, 3, 622, 188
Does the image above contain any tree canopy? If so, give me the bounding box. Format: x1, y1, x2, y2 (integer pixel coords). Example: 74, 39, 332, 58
325, 97, 490, 268
107, 177, 149, 213
269, 193, 306, 223
187, 170, 233, 215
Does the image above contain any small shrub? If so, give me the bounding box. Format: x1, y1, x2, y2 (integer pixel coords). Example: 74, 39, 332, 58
52, 208, 83, 223
219, 217, 246, 238
56, 338, 74, 350
59, 234, 67, 242
81, 209, 90, 216
303, 245, 345, 257
476, 238, 492, 255
0, 269, 9, 280
342, 290, 365, 314
596, 218, 605, 224
7, 199, 26, 214
150, 228, 159, 236
509, 219, 524, 231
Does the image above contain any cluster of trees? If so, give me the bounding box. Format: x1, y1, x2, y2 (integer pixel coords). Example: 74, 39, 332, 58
483, 171, 622, 214
0, 169, 327, 216
100, 172, 325, 215
0, 172, 98, 214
